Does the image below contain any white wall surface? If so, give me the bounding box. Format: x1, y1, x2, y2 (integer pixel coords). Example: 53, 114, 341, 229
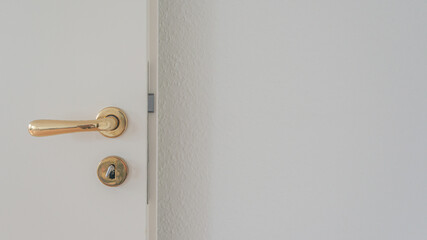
159, 1, 427, 239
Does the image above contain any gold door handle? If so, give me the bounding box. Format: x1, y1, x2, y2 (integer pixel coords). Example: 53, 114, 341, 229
28, 107, 127, 138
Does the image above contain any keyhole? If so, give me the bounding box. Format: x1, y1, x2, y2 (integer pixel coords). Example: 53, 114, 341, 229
106, 165, 115, 179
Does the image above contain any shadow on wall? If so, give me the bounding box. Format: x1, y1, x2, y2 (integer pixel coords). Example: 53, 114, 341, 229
159, 1, 214, 240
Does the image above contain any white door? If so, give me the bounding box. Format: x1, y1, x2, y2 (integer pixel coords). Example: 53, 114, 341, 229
0, 1, 149, 239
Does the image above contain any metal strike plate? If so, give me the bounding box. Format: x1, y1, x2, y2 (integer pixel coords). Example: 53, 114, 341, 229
97, 156, 128, 187
148, 93, 155, 113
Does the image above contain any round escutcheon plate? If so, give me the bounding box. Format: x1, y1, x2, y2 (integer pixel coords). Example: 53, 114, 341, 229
97, 156, 128, 187
96, 107, 128, 138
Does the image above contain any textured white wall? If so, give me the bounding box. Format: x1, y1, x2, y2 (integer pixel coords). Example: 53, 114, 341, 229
159, 1, 427, 240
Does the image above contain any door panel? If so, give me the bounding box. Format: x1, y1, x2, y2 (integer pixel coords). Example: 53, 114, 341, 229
0, 1, 147, 239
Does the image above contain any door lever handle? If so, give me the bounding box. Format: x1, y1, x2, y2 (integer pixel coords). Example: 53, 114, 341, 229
28, 107, 127, 138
